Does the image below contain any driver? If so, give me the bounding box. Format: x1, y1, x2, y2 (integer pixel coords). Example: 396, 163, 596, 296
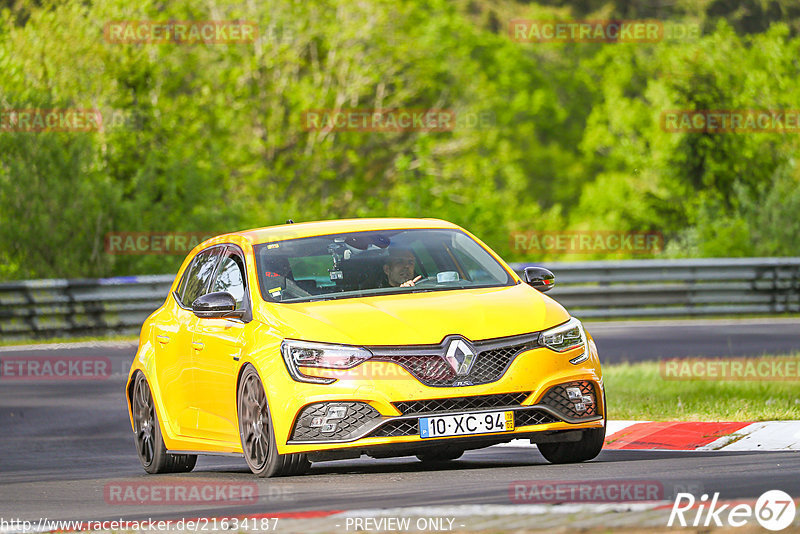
382, 248, 422, 287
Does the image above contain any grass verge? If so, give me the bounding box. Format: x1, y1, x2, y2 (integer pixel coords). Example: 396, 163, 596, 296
604, 354, 800, 421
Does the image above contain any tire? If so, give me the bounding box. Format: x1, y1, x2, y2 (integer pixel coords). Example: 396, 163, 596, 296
237, 366, 310, 477
537, 391, 607, 464
537, 426, 605, 464
132, 373, 197, 474
416, 448, 464, 463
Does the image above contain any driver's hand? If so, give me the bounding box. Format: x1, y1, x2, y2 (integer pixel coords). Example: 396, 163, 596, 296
400, 275, 423, 287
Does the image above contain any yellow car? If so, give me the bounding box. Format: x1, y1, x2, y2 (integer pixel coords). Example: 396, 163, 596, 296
126, 218, 605, 476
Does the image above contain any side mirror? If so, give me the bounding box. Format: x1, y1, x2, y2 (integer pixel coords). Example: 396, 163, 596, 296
523, 266, 555, 292
191, 291, 245, 319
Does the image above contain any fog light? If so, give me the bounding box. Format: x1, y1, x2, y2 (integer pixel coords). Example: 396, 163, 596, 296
320, 423, 337, 433
309, 405, 348, 433
574, 402, 586, 413
566, 387, 582, 400
582, 395, 594, 405
327, 406, 347, 419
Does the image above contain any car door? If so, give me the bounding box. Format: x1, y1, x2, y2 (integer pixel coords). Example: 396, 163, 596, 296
187, 245, 249, 443
157, 245, 224, 437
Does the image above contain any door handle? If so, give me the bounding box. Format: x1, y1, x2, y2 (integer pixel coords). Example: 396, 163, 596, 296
192, 341, 205, 351
156, 335, 170, 344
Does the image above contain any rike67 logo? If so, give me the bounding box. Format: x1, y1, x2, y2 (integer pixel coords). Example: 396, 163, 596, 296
668, 490, 796, 531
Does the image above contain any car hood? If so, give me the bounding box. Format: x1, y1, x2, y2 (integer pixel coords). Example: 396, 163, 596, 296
258, 283, 570, 346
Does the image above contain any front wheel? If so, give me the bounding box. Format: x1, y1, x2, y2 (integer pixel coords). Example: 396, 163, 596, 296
237, 366, 310, 477
537, 425, 605, 464
131, 373, 196, 474
416, 448, 464, 463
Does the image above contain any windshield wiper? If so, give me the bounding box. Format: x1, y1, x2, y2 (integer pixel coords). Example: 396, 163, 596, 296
288, 292, 368, 303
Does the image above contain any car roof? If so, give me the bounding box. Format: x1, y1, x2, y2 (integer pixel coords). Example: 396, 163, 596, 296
203, 218, 461, 247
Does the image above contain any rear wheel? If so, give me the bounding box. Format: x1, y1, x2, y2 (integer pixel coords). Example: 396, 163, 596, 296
132, 373, 196, 474
238, 366, 310, 477
416, 448, 464, 463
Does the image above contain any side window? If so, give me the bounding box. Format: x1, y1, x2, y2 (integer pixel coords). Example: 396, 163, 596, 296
176, 264, 191, 300
179, 247, 222, 306
211, 250, 247, 309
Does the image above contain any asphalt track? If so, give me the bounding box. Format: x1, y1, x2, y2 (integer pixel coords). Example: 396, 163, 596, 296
587, 318, 800, 363
1, 319, 799, 524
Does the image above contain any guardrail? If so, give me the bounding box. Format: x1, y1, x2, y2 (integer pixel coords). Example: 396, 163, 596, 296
1, 258, 799, 340
0, 275, 173, 341
517, 258, 800, 319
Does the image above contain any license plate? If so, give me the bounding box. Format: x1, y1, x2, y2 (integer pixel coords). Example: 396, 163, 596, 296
419, 410, 514, 439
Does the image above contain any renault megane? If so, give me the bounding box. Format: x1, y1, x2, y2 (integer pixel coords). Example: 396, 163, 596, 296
126, 218, 605, 476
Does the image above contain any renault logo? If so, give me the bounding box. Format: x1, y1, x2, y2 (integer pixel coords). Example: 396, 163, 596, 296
444, 338, 476, 375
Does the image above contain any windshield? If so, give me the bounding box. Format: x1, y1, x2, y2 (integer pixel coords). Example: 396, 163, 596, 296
254, 228, 515, 303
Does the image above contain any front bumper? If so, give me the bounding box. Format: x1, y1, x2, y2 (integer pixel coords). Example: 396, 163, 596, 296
271, 341, 604, 455
289, 380, 601, 444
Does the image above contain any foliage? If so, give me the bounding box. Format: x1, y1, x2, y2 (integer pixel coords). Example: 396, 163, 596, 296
1, 0, 799, 279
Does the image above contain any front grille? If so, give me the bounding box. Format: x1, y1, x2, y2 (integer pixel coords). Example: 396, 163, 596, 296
514, 408, 559, 427
369, 332, 540, 388
291, 401, 381, 441
374, 345, 525, 387
370, 419, 419, 437
540, 381, 599, 419
393, 392, 531, 416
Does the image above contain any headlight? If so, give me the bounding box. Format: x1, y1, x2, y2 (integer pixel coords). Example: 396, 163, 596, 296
281, 340, 372, 384
540, 318, 588, 364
